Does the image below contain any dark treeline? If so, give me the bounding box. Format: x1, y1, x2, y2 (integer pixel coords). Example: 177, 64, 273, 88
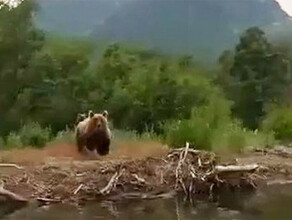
1, 1, 292, 150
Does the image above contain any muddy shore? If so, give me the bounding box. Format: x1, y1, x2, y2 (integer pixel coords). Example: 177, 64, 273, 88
0, 144, 291, 207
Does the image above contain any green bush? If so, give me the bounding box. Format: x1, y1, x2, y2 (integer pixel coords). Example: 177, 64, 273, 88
5, 133, 23, 148
18, 122, 52, 148
164, 95, 275, 151
111, 129, 161, 142
262, 106, 292, 143
51, 129, 75, 144
164, 96, 231, 150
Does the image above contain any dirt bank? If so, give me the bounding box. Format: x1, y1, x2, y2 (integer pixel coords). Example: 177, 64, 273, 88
0, 143, 291, 206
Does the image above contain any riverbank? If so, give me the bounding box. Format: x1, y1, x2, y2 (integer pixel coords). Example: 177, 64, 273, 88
0, 143, 291, 207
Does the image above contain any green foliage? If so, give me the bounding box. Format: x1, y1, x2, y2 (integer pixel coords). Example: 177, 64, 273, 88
212, 122, 275, 152
0, 1, 45, 135
17, 122, 51, 148
218, 27, 292, 129
164, 96, 232, 150
165, 96, 275, 151
49, 129, 75, 144
86, 44, 219, 134
5, 133, 23, 148
262, 106, 292, 143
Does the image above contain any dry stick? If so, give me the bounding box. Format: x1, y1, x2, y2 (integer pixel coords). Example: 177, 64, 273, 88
37, 197, 61, 204
267, 180, 292, 186
209, 183, 215, 200
215, 164, 259, 173
198, 157, 202, 168
160, 169, 164, 184
170, 148, 201, 155
132, 174, 146, 184
182, 142, 190, 161
0, 163, 23, 169
73, 184, 83, 195
100, 169, 125, 195
175, 142, 189, 189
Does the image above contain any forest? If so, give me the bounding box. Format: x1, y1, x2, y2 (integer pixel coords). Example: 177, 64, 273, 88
1, 0, 292, 152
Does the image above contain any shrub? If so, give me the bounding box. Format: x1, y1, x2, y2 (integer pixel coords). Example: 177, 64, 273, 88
5, 133, 23, 148
212, 121, 275, 153
164, 119, 212, 150
164, 96, 232, 150
111, 129, 139, 141
262, 106, 292, 143
18, 122, 52, 148
164, 95, 275, 152
51, 129, 75, 144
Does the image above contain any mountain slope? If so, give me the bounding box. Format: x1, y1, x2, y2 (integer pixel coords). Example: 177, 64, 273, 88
35, 0, 292, 61
90, 0, 290, 59
36, 0, 122, 35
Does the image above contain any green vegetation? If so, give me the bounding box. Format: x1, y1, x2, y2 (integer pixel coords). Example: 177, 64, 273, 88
262, 105, 292, 143
3, 122, 51, 148
0, 2, 291, 151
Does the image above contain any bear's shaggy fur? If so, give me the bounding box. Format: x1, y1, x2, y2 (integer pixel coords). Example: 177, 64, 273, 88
75, 110, 111, 156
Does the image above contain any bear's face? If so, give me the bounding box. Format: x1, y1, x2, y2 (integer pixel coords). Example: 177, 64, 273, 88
87, 111, 110, 134
91, 114, 108, 131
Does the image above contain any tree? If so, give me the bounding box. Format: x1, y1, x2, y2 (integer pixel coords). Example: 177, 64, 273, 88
229, 27, 290, 129
0, 1, 45, 135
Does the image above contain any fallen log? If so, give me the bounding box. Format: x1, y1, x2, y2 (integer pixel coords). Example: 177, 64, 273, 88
215, 164, 259, 173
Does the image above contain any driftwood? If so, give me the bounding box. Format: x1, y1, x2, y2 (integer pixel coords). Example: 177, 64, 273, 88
0, 163, 23, 169
36, 197, 61, 204
215, 164, 259, 173
99, 169, 125, 195
73, 184, 83, 195
267, 180, 292, 186
0, 187, 27, 203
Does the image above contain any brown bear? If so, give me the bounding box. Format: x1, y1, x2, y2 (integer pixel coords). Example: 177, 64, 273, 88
75, 113, 87, 126
75, 110, 111, 156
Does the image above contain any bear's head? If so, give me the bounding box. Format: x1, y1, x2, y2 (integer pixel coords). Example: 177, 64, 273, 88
87, 110, 110, 135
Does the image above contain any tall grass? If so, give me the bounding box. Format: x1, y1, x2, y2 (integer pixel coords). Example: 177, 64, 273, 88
49, 129, 76, 145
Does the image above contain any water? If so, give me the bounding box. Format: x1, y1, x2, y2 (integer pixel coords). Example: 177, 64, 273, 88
3, 185, 292, 220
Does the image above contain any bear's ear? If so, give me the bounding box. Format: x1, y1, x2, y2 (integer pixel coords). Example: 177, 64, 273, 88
102, 110, 108, 119
88, 110, 94, 118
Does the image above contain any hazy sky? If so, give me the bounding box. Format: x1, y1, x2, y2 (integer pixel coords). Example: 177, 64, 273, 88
276, 0, 292, 16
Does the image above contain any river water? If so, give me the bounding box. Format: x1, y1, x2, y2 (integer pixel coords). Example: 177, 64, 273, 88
3, 184, 292, 220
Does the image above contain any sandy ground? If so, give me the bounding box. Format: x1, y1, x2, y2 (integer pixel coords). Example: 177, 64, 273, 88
0, 140, 169, 165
